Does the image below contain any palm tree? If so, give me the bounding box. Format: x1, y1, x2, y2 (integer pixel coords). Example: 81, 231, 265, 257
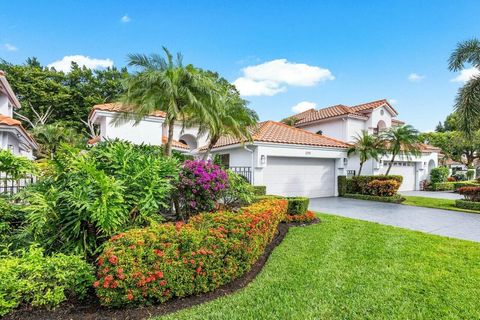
448, 39, 480, 136
380, 125, 420, 175
117, 48, 218, 156
347, 131, 383, 176
32, 123, 81, 159
188, 73, 258, 159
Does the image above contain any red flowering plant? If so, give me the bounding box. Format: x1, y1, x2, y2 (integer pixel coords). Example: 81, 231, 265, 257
94, 199, 287, 307
177, 160, 229, 219
285, 210, 316, 223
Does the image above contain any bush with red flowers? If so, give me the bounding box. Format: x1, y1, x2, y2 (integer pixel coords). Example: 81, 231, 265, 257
285, 210, 316, 223
177, 160, 228, 218
95, 199, 287, 307
457, 186, 480, 202
365, 179, 400, 196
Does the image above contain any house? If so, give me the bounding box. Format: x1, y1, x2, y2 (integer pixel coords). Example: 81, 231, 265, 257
0, 71, 37, 159
88, 98, 440, 197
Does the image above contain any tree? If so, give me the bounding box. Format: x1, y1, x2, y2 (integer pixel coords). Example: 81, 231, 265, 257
380, 125, 421, 175
118, 48, 218, 156
189, 72, 258, 159
347, 131, 383, 176
31, 123, 84, 159
448, 38, 480, 136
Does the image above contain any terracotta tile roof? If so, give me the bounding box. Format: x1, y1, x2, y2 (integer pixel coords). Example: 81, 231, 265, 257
204, 121, 350, 150
417, 143, 441, 152
0, 115, 37, 148
293, 99, 398, 126
162, 137, 189, 150
391, 118, 405, 125
91, 103, 167, 118
87, 136, 101, 145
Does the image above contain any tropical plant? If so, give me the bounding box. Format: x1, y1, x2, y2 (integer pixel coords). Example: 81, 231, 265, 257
430, 166, 450, 184
222, 170, 255, 208
117, 48, 218, 156
380, 125, 420, 175
347, 131, 383, 176
31, 123, 83, 159
448, 38, 480, 136
0, 150, 36, 181
20, 141, 179, 259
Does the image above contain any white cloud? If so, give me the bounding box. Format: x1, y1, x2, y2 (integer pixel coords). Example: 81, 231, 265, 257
291, 101, 317, 113
450, 67, 480, 83
233, 59, 334, 96
121, 15, 131, 23
408, 73, 425, 82
388, 99, 398, 105
3, 43, 17, 51
48, 55, 113, 73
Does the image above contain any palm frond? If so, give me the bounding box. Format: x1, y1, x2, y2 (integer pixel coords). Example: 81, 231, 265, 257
448, 38, 480, 71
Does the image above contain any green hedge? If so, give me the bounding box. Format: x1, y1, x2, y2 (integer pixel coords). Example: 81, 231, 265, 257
343, 193, 405, 203
453, 181, 480, 191
455, 199, 480, 211
430, 166, 449, 184
338, 176, 347, 196
429, 182, 456, 191
345, 175, 403, 195
253, 195, 284, 202
0, 248, 94, 316
253, 185, 267, 196
286, 197, 309, 215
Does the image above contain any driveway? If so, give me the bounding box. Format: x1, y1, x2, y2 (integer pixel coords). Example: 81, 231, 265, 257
310, 197, 480, 242
401, 190, 463, 200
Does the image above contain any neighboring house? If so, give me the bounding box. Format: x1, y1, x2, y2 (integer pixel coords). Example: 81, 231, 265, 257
0, 71, 38, 159
88, 103, 209, 152
88, 98, 440, 197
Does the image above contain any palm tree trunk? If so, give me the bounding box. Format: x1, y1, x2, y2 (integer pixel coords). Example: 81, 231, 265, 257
385, 153, 397, 175
358, 161, 364, 176
202, 136, 219, 160
165, 118, 175, 156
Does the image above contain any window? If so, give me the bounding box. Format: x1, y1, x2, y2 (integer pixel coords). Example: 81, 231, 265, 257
380, 109, 385, 116
219, 154, 230, 168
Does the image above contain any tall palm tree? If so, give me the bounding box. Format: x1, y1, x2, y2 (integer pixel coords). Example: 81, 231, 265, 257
448, 38, 480, 136
380, 125, 420, 175
117, 48, 218, 156
188, 73, 258, 159
347, 131, 383, 176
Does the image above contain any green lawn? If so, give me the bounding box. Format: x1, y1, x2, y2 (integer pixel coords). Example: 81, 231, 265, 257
157, 213, 480, 320
403, 195, 480, 214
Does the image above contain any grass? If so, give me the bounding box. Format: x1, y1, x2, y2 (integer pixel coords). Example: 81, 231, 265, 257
156, 213, 480, 320
403, 195, 480, 214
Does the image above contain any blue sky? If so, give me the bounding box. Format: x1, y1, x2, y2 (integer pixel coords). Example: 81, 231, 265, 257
1, 0, 479, 131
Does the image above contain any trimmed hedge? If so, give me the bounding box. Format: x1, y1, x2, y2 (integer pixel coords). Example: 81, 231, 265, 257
345, 175, 403, 195
430, 166, 449, 184
455, 199, 480, 211
0, 248, 94, 316
253, 195, 284, 202
253, 185, 267, 196
338, 176, 347, 196
343, 193, 405, 203
366, 179, 400, 196
429, 182, 456, 191
286, 197, 309, 215
454, 181, 480, 191
285, 210, 316, 223
95, 199, 287, 307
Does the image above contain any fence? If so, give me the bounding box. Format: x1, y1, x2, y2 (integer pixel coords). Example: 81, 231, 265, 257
228, 166, 252, 184
0, 173, 35, 195
347, 170, 356, 177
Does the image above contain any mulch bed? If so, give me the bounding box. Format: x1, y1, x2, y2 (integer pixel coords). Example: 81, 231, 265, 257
5, 219, 319, 320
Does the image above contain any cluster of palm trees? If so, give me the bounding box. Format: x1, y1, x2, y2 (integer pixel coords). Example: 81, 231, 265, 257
116, 48, 258, 157
347, 125, 420, 176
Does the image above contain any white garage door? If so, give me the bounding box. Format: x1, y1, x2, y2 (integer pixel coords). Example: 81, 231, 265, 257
262, 157, 335, 198
379, 162, 416, 191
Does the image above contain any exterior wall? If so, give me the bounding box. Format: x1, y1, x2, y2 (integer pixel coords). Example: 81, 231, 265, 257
366, 106, 393, 134
346, 118, 367, 142
0, 95, 12, 117
166, 123, 209, 149
300, 119, 347, 141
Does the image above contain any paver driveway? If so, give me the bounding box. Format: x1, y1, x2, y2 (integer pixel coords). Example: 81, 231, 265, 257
310, 197, 480, 242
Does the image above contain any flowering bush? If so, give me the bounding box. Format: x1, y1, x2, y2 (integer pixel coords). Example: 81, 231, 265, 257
447, 176, 456, 182
458, 186, 480, 202
365, 179, 400, 196
285, 210, 316, 223
177, 160, 228, 217
95, 199, 287, 307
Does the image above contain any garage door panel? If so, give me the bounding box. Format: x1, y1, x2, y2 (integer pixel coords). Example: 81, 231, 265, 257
379, 162, 416, 191
263, 157, 335, 198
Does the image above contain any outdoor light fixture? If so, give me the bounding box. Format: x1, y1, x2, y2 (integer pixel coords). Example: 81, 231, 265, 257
260, 155, 266, 165
343, 158, 348, 166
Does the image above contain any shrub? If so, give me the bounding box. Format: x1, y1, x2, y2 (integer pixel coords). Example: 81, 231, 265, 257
447, 176, 456, 182
286, 197, 309, 215
343, 193, 405, 203
429, 182, 456, 191
430, 166, 449, 184
365, 179, 400, 196
222, 171, 254, 208
458, 186, 480, 202
0, 247, 94, 316
20, 141, 179, 259
452, 172, 467, 181
176, 160, 228, 218
253, 195, 284, 202
285, 210, 316, 223
453, 181, 480, 191
455, 199, 480, 211
346, 175, 403, 195
338, 176, 347, 196
95, 199, 287, 307
253, 185, 267, 196
466, 169, 476, 180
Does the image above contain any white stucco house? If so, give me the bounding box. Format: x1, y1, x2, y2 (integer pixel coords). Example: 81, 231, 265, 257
88, 99, 440, 197
0, 71, 38, 159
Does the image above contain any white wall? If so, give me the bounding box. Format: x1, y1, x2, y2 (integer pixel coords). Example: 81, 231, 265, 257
366, 106, 393, 133
166, 123, 209, 149
346, 118, 367, 142
0, 95, 12, 117
300, 119, 347, 141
